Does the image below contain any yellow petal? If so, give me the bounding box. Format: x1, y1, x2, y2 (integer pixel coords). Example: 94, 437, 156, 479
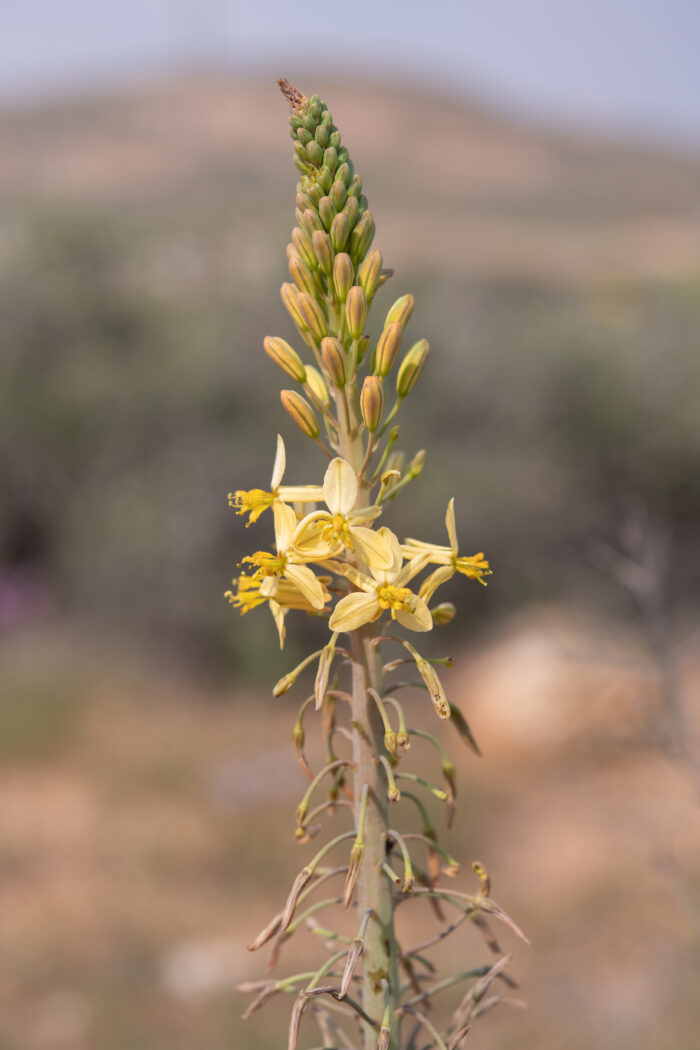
394, 594, 433, 632
273, 501, 297, 553
284, 563, 326, 609
350, 526, 395, 570
323, 457, 357, 517
268, 599, 287, 648
419, 565, 454, 603
328, 592, 380, 632
445, 497, 458, 554
396, 551, 431, 587
369, 527, 403, 584
271, 434, 286, 490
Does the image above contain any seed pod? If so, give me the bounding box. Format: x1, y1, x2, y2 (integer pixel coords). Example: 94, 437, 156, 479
343, 195, 359, 229
345, 286, 367, 341
358, 248, 383, 300
297, 292, 328, 342
280, 283, 309, 331
311, 229, 333, 275
373, 321, 403, 377
385, 293, 415, 329
288, 255, 316, 296
330, 179, 347, 210
323, 145, 338, 173
305, 364, 330, 409
360, 375, 384, 432
263, 336, 306, 383
330, 211, 350, 252
332, 252, 354, 302
397, 339, 430, 397
320, 337, 346, 387
318, 195, 335, 231
349, 210, 375, 264
291, 226, 317, 270
280, 390, 319, 439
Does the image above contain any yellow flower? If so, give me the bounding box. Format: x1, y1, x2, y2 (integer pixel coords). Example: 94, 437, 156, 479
225, 572, 331, 648
229, 434, 325, 525
328, 528, 433, 634
402, 498, 491, 602
294, 457, 393, 569
242, 501, 328, 611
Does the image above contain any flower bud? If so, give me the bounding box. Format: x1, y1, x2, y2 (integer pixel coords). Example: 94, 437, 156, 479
321, 337, 346, 387
330, 179, 347, 210
288, 255, 316, 296
357, 334, 371, 363
322, 145, 338, 173
280, 390, 319, 438
301, 207, 323, 237
373, 322, 403, 377
330, 211, 350, 252
385, 293, 415, 329
312, 229, 333, 275
305, 364, 330, 409
280, 283, 308, 331
314, 123, 329, 149
297, 292, 328, 342
345, 286, 367, 340
406, 448, 425, 479
343, 195, 359, 229
332, 252, 354, 302
349, 210, 375, 264
305, 140, 324, 166
357, 248, 383, 300
263, 336, 306, 383
347, 173, 363, 199
318, 195, 335, 231
396, 339, 430, 398
318, 167, 332, 193
291, 226, 317, 270
431, 602, 457, 625
336, 160, 352, 186
360, 375, 384, 432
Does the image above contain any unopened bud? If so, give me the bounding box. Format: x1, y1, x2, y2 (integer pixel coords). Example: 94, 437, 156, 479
373, 322, 403, 377
318, 167, 332, 192
336, 161, 352, 186
349, 210, 375, 264
280, 390, 319, 438
431, 601, 456, 625
288, 255, 316, 296
312, 229, 333, 275
301, 207, 323, 237
396, 339, 430, 398
330, 211, 350, 252
263, 337, 306, 383
297, 292, 328, 342
330, 179, 347, 210
305, 364, 330, 409
281, 283, 308, 331
320, 337, 346, 388
305, 140, 324, 166
347, 173, 362, 199
345, 286, 367, 340
357, 248, 383, 300
406, 449, 425, 479
386, 293, 415, 329
291, 226, 317, 270
360, 375, 384, 432
318, 195, 334, 231
332, 252, 354, 302
323, 145, 338, 173
343, 195, 359, 229
357, 334, 371, 363
314, 124, 328, 149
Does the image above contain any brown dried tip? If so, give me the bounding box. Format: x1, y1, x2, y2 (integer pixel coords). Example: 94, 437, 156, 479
278, 78, 307, 110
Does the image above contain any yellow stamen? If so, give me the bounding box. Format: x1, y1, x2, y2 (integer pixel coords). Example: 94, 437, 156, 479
242, 551, 286, 580
376, 584, 413, 615
224, 575, 267, 614
229, 488, 275, 525
455, 553, 491, 585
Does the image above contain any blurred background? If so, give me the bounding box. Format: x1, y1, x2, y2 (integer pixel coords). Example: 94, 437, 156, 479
1, 2, 699, 1048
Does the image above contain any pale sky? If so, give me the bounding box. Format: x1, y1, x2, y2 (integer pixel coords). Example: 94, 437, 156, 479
2, 1, 699, 147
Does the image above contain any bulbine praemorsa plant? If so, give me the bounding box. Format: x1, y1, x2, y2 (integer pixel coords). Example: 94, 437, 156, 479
228, 80, 526, 1050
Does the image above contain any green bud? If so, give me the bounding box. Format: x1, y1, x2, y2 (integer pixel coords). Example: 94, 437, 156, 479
348, 173, 363, 199
263, 336, 307, 383
297, 292, 328, 342
329, 130, 341, 150
332, 252, 354, 303
357, 334, 371, 364
357, 248, 383, 301
296, 190, 312, 211
318, 168, 332, 193
330, 211, 350, 252
314, 124, 329, 149
349, 210, 375, 264
280, 283, 308, 331
396, 338, 429, 397
301, 208, 323, 237
291, 226, 317, 270
360, 375, 384, 432
323, 146, 338, 173
320, 337, 346, 387
343, 195, 359, 229
330, 179, 347, 210
296, 127, 311, 145
407, 449, 425, 479
311, 229, 333, 275
373, 322, 403, 377
318, 196, 335, 231
336, 161, 352, 186
307, 182, 322, 206
385, 293, 415, 329
345, 286, 367, 340
431, 602, 457, 625
280, 390, 319, 439
288, 255, 316, 296
305, 364, 330, 409
305, 140, 324, 166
